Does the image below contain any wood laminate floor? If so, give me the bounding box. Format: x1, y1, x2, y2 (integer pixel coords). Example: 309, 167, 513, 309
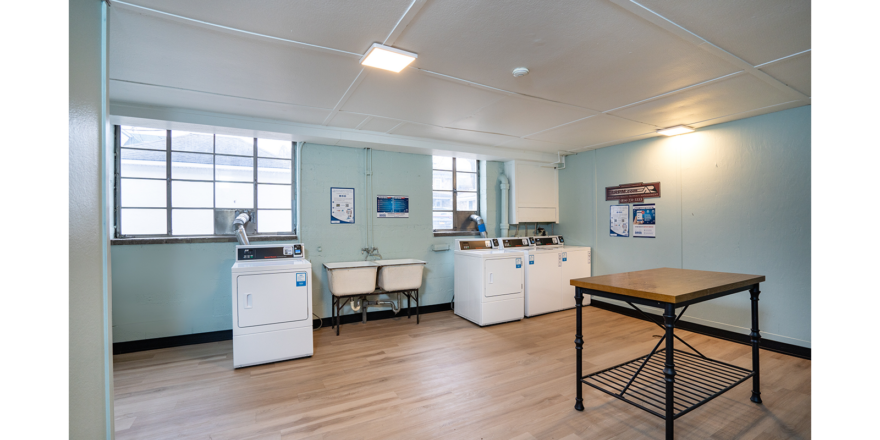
113, 308, 811, 439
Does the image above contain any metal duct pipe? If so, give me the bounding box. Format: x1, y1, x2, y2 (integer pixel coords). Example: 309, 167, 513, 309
467, 214, 488, 238
233, 212, 250, 245
499, 174, 510, 237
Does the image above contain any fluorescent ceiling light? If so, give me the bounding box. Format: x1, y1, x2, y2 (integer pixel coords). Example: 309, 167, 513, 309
657, 125, 695, 136
360, 43, 417, 73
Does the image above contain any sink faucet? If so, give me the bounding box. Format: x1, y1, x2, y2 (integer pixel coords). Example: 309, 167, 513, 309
361, 246, 382, 261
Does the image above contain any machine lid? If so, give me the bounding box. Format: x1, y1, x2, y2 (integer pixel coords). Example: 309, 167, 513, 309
499, 237, 531, 249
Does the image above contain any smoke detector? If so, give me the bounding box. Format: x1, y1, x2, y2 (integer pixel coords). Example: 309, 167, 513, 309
512, 67, 530, 78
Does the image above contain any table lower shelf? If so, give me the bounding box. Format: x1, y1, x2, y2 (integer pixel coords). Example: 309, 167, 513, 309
582, 349, 754, 420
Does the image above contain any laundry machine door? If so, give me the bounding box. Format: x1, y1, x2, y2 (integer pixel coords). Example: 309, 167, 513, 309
484, 258, 522, 298
237, 272, 309, 328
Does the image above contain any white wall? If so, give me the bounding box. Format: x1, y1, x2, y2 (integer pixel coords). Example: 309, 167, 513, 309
70, 0, 114, 438
558, 106, 811, 348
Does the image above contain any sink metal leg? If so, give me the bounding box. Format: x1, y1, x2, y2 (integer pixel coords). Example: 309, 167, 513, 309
362, 296, 367, 324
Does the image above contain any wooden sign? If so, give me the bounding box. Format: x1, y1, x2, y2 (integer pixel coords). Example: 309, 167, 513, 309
605, 182, 661, 203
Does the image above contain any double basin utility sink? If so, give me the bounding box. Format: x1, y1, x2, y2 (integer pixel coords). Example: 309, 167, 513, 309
324, 259, 426, 296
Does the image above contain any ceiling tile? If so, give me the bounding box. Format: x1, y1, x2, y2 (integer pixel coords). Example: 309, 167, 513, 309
637, 0, 810, 66
394, 0, 737, 111
610, 74, 794, 128
447, 97, 596, 137
527, 115, 656, 147
759, 52, 811, 97
119, 0, 412, 54
392, 124, 517, 147
494, 138, 575, 153
110, 80, 331, 125
358, 117, 402, 133
327, 112, 369, 129
342, 69, 507, 127
109, 7, 359, 109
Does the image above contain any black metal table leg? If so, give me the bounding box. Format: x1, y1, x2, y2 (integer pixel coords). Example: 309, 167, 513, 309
663, 304, 676, 440
575, 287, 585, 411
750, 285, 762, 404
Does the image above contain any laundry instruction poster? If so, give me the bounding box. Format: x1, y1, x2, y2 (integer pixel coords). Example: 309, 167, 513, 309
632, 203, 656, 238
330, 187, 355, 224
610, 205, 629, 237
376, 195, 409, 218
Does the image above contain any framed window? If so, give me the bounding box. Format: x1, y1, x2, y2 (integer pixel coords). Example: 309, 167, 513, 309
432, 157, 479, 235
114, 125, 295, 239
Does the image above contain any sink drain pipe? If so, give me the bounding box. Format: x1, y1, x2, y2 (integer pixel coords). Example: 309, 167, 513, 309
350, 293, 401, 323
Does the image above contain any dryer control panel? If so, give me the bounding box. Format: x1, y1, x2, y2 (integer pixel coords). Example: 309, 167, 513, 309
499, 238, 531, 249
458, 240, 495, 251
237, 244, 304, 261
531, 236, 561, 246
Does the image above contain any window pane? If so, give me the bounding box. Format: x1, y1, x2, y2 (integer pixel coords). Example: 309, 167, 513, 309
121, 149, 165, 179
258, 184, 291, 209
171, 209, 213, 235
257, 139, 292, 159
258, 210, 292, 233
171, 152, 213, 180
432, 156, 452, 170
456, 172, 477, 191
258, 158, 291, 183
120, 126, 166, 150
457, 158, 477, 172
172, 181, 212, 208
433, 211, 453, 230
216, 155, 253, 182
215, 135, 253, 156
121, 178, 166, 207
433, 170, 452, 190
121, 209, 166, 235
215, 182, 253, 208
457, 192, 477, 211
171, 131, 213, 153
433, 191, 452, 210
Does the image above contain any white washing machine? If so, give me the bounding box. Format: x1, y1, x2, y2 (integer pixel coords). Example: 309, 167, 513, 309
525, 236, 592, 314
453, 238, 524, 326
231, 243, 313, 368
499, 236, 556, 317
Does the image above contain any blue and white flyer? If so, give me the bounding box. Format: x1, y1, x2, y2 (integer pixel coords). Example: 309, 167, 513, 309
376, 195, 409, 218
330, 187, 355, 224
610, 205, 629, 237
632, 203, 656, 238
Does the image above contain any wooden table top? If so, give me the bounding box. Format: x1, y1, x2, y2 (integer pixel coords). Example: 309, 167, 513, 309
570, 268, 765, 304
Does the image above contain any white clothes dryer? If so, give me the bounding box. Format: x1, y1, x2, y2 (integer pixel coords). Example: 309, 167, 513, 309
231, 243, 313, 368
525, 236, 592, 314
453, 239, 524, 326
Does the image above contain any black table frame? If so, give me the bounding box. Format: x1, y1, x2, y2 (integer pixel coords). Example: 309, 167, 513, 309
574, 283, 762, 440
331, 288, 420, 335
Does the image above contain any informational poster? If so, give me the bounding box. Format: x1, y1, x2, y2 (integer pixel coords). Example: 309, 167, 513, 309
330, 187, 355, 224
632, 203, 656, 238
376, 195, 409, 218
610, 205, 629, 237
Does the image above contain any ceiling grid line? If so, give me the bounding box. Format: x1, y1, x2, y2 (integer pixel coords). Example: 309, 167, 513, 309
609, 0, 810, 103
112, 0, 362, 57
321, 0, 429, 126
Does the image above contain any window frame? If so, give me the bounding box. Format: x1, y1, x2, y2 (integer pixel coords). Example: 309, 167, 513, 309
432, 157, 481, 237
112, 125, 297, 243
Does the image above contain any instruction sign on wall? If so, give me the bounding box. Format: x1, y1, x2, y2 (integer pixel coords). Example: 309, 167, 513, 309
331, 187, 355, 224
632, 204, 656, 238
610, 205, 629, 237
376, 195, 409, 218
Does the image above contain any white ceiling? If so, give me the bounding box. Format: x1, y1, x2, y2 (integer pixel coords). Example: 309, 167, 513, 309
108, 0, 810, 161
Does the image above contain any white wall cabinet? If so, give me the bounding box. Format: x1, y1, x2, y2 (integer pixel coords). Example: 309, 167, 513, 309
504, 160, 559, 224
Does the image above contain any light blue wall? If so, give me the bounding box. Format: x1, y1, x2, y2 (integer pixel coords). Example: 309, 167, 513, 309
111, 144, 504, 342
557, 106, 811, 348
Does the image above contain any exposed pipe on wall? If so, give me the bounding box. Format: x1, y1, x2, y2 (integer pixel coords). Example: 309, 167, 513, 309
233, 212, 250, 245
499, 173, 510, 237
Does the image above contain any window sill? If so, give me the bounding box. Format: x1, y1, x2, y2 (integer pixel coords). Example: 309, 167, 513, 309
433, 231, 481, 237
111, 235, 298, 246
